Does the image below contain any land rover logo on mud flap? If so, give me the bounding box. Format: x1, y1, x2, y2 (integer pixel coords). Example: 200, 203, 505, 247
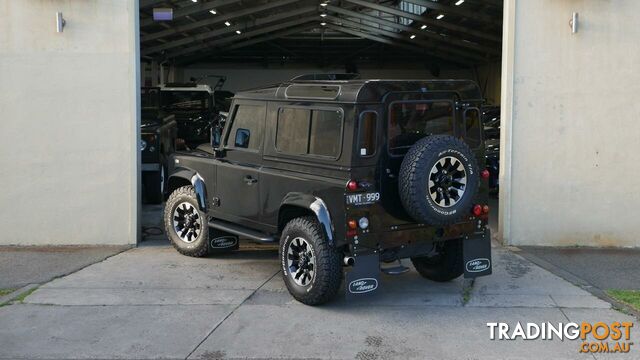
348, 278, 378, 294
466, 258, 490, 273
210, 236, 237, 249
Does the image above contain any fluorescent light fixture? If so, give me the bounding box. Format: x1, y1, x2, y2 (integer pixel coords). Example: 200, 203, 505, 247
410, 34, 416, 39
320, 13, 327, 17
236, 30, 241, 34
153, 8, 173, 21
209, 9, 217, 14
224, 21, 231, 26
455, 0, 464, 5
421, 24, 427, 30
191, 0, 198, 2
320, 2, 328, 6
436, 14, 445, 20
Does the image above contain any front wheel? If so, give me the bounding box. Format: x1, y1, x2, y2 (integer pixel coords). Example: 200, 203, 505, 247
410, 239, 463, 282
164, 186, 209, 257
279, 217, 343, 305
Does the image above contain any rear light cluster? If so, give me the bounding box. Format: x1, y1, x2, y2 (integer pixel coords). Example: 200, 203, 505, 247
472, 204, 490, 216
346, 216, 369, 237
346, 179, 359, 192
481, 169, 490, 180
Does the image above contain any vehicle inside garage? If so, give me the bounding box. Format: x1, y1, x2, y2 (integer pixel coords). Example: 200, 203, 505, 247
137, 0, 503, 212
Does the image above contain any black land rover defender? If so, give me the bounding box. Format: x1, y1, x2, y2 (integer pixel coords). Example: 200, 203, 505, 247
164, 78, 492, 305
140, 87, 177, 204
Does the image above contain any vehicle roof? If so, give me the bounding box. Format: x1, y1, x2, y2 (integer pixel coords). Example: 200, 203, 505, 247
160, 83, 213, 93
233, 79, 483, 103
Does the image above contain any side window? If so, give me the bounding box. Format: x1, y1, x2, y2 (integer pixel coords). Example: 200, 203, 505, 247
309, 110, 342, 157
276, 108, 310, 154
358, 111, 377, 157
276, 107, 343, 158
463, 108, 482, 149
227, 104, 265, 150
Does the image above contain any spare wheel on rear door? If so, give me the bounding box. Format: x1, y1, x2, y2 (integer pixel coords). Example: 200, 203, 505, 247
399, 135, 479, 225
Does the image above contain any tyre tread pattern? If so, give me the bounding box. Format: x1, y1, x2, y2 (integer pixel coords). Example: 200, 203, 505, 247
164, 185, 209, 258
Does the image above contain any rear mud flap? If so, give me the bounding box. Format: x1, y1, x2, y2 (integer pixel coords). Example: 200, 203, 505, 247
345, 253, 380, 300
463, 228, 492, 278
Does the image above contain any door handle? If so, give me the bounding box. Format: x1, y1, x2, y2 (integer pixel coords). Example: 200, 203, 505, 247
243, 175, 258, 185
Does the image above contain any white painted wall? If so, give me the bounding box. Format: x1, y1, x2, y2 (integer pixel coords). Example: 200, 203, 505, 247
500, 0, 640, 247
0, 0, 139, 245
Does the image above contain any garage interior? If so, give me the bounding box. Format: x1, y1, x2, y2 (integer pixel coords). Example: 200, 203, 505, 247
137, 0, 504, 239
138, 0, 503, 97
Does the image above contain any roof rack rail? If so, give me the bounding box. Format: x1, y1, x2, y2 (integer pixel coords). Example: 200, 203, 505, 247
290, 73, 360, 81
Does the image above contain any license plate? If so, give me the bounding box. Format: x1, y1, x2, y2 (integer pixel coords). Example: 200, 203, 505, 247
345, 192, 380, 206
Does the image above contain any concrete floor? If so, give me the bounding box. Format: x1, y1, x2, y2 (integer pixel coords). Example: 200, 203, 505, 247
1, 237, 638, 359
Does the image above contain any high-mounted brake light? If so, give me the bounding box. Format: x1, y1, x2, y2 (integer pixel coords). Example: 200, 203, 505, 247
472, 205, 483, 217
346, 180, 358, 192
481, 169, 490, 179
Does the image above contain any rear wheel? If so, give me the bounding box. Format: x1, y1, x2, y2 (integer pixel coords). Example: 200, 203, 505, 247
410, 239, 463, 282
279, 217, 342, 305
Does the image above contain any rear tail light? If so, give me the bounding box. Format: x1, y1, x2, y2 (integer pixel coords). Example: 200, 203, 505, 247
347, 219, 357, 229
346, 180, 358, 192
481, 169, 490, 179
482, 205, 490, 214
472, 205, 483, 217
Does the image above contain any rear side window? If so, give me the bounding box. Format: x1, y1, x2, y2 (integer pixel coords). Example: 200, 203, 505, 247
276, 107, 343, 158
358, 111, 377, 157
463, 108, 482, 149
388, 101, 454, 156
227, 104, 265, 150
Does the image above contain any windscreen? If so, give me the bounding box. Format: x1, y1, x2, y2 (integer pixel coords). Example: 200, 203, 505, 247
162, 91, 210, 110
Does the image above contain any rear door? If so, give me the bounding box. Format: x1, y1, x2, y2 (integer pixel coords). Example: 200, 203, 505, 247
211, 101, 266, 229
380, 92, 460, 224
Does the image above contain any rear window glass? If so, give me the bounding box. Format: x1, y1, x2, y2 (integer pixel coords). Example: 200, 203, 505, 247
463, 108, 482, 149
388, 101, 454, 156
276, 107, 343, 158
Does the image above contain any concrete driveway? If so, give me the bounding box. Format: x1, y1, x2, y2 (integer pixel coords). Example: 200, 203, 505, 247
0, 240, 637, 360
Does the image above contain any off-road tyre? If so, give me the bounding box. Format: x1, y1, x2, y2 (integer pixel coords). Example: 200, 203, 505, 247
279, 216, 342, 305
164, 185, 209, 257
411, 239, 463, 282
399, 135, 479, 225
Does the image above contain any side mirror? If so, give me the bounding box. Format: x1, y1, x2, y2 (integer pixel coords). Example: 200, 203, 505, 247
210, 127, 225, 158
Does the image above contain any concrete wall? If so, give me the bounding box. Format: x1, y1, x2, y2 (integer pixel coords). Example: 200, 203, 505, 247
0, 0, 139, 245
500, 0, 640, 247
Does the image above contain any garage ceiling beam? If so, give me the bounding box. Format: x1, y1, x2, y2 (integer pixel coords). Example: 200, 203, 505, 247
142, 0, 300, 43
325, 5, 499, 56
324, 23, 471, 67
140, 0, 242, 28
343, 0, 501, 43
324, 15, 485, 63
143, 7, 317, 56
177, 24, 321, 65
403, 0, 496, 24
165, 15, 320, 59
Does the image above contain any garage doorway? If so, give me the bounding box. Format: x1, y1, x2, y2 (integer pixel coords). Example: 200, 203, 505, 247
136, 0, 504, 243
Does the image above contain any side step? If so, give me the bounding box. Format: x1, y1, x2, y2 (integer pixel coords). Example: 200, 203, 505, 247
208, 219, 276, 243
